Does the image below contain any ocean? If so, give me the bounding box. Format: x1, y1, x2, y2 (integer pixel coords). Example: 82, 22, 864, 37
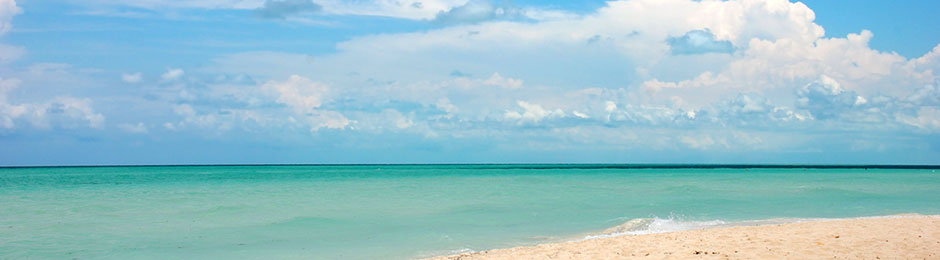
1, 165, 938, 259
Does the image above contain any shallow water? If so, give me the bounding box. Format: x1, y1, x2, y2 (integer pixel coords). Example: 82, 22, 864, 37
1, 165, 938, 259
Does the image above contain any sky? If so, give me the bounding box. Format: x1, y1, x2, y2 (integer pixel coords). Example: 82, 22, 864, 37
1, 0, 939, 166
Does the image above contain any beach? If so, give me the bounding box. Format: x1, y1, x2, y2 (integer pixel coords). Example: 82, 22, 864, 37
429, 215, 940, 260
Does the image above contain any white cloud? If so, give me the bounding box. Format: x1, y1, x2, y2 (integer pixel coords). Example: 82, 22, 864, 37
161, 68, 184, 81
1, 78, 103, 130
897, 106, 940, 132
121, 72, 142, 83
0, 76, 17, 101
169, 104, 247, 132
572, 111, 589, 119
263, 74, 326, 113
792, 75, 874, 121
0, 0, 21, 36
680, 135, 722, 150
261, 75, 350, 131
1, 96, 106, 130
44, 97, 106, 128
642, 71, 727, 94
317, 0, 468, 20
160, 74, 356, 134
0, 77, 23, 128
153, 0, 940, 152
504, 101, 565, 123
432, 0, 523, 24
668, 29, 734, 55
389, 109, 415, 129
79, 0, 481, 20
0, 43, 24, 63
0, 0, 23, 63
482, 72, 522, 89
907, 84, 940, 106
604, 101, 617, 112
854, 96, 867, 106
680, 131, 766, 151
119, 122, 148, 134
312, 110, 351, 130
435, 97, 458, 114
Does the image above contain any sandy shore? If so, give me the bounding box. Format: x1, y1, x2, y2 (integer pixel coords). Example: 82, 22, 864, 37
427, 215, 940, 260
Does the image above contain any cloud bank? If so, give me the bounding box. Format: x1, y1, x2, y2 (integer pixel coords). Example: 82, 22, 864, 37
188, 0, 940, 152
4, 0, 940, 164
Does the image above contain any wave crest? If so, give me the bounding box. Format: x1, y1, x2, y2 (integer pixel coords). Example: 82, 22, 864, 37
584, 217, 727, 240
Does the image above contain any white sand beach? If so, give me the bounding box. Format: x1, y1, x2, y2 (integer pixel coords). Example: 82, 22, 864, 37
428, 215, 940, 260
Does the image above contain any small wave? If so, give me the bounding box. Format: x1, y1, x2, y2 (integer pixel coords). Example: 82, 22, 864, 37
583, 217, 727, 240
450, 248, 475, 254
582, 214, 926, 241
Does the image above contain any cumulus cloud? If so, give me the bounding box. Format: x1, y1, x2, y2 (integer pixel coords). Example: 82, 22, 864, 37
796, 75, 863, 120
482, 72, 522, 89
906, 84, 940, 106
48, 97, 106, 128
263, 75, 350, 131
118, 122, 148, 134
317, 0, 470, 20
49, 0, 940, 156
667, 29, 734, 55
0, 77, 22, 128
435, 97, 458, 117
0, 43, 23, 63
121, 72, 142, 83
161, 68, 184, 81
715, 93, 808, 126
168, 74, 350, 133
0, 79, 105, 130
0, 1, 108, 134
254, 0, 321, 19
0, 0, 20, 36
504, 101, 565, 123
897, 106, 940, 132
263, 75, 327, 113
432, 0, 517, 24
0, 0, 23, 63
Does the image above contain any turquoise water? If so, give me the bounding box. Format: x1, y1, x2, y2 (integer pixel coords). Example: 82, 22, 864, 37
1, 165, 939, 259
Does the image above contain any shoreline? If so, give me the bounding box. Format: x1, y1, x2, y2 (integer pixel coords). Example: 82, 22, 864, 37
425, 215, 940, 259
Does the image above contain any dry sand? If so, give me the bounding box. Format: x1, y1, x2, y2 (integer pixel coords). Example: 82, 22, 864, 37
427, 215, 940, 260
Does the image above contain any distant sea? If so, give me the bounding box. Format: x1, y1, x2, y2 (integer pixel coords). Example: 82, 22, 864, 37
2, 165, 939, 259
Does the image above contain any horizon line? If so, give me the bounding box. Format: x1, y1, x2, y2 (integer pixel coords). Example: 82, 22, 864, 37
2, 163, 940, 169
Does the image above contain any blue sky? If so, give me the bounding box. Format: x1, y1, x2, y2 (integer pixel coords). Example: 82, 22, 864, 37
1, 0, 939, 165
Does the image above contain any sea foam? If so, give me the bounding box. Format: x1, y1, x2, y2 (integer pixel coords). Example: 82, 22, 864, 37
583, 217, 726, 240
582, 215, 888, 241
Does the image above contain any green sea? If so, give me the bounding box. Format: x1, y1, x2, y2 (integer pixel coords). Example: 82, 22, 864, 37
1, 165, 939, 259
